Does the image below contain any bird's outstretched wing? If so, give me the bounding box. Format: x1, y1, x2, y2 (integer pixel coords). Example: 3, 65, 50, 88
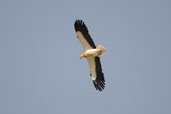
74, 19, 96, 51
87, 57, 105, 91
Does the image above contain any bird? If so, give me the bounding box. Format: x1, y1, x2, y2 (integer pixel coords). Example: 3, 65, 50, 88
74, 19, 107, 91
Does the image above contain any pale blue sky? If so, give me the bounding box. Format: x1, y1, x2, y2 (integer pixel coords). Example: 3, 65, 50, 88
0, 0, 171, 114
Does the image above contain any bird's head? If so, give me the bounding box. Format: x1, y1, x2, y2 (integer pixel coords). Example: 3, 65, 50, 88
80, 54, 85, 59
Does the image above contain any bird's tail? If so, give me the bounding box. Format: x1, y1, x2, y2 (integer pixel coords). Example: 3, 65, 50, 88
96, 45, 107, 58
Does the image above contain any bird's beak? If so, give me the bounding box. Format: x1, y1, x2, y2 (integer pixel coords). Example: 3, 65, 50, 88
80, 54, 84, 59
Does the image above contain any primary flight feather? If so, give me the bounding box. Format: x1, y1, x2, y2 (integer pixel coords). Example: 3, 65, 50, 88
74, 19, 107, 91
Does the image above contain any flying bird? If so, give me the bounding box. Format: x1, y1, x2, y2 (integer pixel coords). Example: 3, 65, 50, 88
74, 19, 107, 91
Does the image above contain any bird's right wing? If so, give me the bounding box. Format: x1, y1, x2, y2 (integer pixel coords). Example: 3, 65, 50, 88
87, 57, 105, 91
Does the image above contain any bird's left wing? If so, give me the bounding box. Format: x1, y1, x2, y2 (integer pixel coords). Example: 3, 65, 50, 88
74, 20, 96, 51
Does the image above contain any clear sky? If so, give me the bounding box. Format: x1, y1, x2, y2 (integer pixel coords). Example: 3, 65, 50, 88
0, 0, 171, 114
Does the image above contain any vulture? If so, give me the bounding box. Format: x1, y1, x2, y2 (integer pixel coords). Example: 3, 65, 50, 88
74, 19, 107, 91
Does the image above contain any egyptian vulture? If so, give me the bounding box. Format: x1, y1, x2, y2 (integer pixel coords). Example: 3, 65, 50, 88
74, 19, 107, 91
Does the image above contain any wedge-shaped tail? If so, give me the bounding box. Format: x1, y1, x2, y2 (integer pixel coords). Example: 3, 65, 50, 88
96, 45, 107, 58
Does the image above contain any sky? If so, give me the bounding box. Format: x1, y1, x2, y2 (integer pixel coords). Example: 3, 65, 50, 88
0, 0, 171, 114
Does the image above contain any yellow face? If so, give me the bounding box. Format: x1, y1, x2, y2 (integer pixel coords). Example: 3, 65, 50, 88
80, 54, 85, 59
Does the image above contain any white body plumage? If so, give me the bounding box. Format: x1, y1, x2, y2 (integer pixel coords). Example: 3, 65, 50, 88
81, 45, 107, 59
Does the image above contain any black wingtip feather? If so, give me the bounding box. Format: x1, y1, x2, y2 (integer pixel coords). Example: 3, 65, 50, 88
93, 79, 105, 91
74, 19, 88, 33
